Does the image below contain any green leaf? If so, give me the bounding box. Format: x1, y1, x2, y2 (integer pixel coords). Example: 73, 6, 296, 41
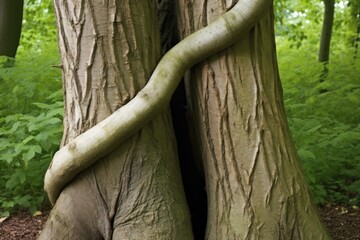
305, 124, 322, 133
2, 152, 15, 164
15, 195, 31, 208
32, 102, 51, 109
12, 86, 20, 94
22, 135, 35, 145
46, 108, 63, 118
47, 118, 61, 124
22, 148, 36, 163
307, 173, 316, 184
19, 172, 26, 184
0, 211, 10, 218
9, 122, 21, 134
1, 201, 15, 209
28, 123, 38, 132
298, 148, 316, 161
33, 145, 42, 154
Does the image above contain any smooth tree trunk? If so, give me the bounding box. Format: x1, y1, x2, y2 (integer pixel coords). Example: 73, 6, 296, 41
319, 0, 335, 63
0, 0, 23, 58
319, 0, 335, 83
38, 0, 193, 239
177, 1, 330, 239
352, 4, 360, 59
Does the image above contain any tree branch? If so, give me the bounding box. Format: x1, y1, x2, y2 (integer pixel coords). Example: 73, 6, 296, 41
45, 0, 272, 205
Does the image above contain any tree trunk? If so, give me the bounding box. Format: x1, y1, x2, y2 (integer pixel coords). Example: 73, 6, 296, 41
353, 4, 360, 60
40, 0, 331, 239
318, 0, 335, 84
319, 0, 335, 63
0, 0, 23, 58
38, 0, 193, 239
177, 1, 330, 239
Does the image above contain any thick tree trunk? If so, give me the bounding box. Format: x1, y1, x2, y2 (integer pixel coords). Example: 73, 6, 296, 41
39, 0, 193, 239
177, 1, 330, 239
0, 0, 23, 58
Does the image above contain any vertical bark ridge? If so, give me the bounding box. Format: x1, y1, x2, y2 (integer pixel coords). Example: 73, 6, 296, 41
201, 0, 209, 27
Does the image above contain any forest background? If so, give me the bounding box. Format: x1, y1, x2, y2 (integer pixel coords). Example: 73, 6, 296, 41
0, 0, 359, 217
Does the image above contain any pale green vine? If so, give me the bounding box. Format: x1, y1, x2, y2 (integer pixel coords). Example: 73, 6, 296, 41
45, 0, 272, 205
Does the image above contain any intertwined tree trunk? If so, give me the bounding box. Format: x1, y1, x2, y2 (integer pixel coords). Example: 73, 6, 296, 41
39, 1, 192, 239
39, 0, 330, 239
177, 1, 330, 239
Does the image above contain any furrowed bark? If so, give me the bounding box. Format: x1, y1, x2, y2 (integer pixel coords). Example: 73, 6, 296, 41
177, 1, 330, 239
45, 0, 272, 205
40, 0, 193, 239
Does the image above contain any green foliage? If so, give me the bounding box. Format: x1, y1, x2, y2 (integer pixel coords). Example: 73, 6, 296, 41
21, 0, 57, 50
0, 0, 62, 216
0, 96, 63, 216
0, 47, 61, 116
275, 0, 358, 50
276, 0, 360, 206
275, 0, 323, 48
277, 37, 360, 205
0, 0, 60, 116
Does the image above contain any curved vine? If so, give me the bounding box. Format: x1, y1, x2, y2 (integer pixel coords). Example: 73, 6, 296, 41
44, 0, 272, 205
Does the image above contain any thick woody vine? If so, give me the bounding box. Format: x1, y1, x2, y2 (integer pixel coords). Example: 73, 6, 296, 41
44, 0, 272, 205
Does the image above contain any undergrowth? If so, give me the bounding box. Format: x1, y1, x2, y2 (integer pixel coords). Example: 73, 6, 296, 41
0, 49, 63, 216
278, 38, 360, 205
0, 0, 62, 217
0, 96, 63, 216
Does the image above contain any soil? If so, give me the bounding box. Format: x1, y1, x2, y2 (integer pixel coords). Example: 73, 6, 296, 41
0, 205, 359, 240
319, 204, 360, 240
0, 210, 49, 240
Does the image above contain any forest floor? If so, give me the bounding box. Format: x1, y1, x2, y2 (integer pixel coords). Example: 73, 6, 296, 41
0, 204, 359, 240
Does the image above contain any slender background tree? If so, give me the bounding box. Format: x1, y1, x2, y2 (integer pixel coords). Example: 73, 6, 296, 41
319, 0, 335, 83
0, 0, 23, 61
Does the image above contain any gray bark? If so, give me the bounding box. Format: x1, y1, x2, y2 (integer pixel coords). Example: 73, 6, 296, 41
177, 1, 331, 239
39, 0, 331, 239
39, 0, 192, 239
44, 0, 271, 206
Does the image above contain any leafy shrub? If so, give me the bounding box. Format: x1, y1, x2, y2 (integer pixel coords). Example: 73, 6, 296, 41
0, 0, 59, 116
0, 44, 61, 116
289, 117, 360, 204
0, 0, 62, 216
0, 93, 63, 216
278, 38, 360, 205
